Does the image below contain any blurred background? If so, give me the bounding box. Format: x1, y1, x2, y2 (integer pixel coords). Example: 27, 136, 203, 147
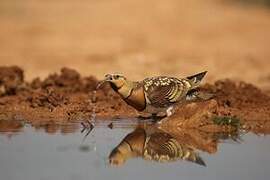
0, 0, 269, 89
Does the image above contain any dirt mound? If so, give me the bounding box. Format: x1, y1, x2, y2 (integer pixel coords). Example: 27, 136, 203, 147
0, 66, 269, 134
208, 80, 270, 133
0, 66, 24, 96
0, 66, 136, 126
162, 80, 270, 133
30, 68, 98, 92
206, 80, 270, 110
25, 68, 98, 109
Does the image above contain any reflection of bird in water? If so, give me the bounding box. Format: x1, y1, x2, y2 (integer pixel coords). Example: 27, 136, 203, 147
109, 126, 206, 166
97, 72, 212, 118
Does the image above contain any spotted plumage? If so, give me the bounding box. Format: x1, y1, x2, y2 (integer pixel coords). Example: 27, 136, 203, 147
97, 71, 211, 117
143, 76, 190, 108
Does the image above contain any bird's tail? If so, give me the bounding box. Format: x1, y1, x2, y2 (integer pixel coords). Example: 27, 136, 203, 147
186, 71, 207, 89
190, 154, 206, 166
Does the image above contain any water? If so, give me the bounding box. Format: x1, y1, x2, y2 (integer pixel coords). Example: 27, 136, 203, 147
0, 119, 270, 180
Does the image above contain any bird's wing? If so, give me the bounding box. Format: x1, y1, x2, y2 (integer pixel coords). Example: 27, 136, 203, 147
143, 77, 189, 107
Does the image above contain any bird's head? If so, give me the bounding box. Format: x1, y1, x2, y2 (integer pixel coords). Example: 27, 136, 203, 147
97, 74, 127, 91
108, 148, 126, 166
97, 73, 138, 98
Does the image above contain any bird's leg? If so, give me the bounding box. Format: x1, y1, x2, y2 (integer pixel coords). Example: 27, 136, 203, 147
166, 106, 174, 117
137, 114, 153, 120
151, 113, 166, 122
151, 113, 159, 119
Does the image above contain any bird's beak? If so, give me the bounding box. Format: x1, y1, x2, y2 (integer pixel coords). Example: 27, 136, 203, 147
96, 74, 112, 89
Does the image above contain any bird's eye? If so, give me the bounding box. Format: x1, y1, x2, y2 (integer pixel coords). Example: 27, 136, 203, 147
105, 74, 113, 80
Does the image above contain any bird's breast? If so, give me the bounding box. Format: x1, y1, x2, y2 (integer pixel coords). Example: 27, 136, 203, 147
124, 86, 146, 111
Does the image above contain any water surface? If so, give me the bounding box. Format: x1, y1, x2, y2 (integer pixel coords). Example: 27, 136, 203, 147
0, 119, 270, 180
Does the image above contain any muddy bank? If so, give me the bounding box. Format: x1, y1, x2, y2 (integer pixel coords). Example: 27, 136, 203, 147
161, 80, 270, 134
0, 66, 270, 134
0, 66, 137, 125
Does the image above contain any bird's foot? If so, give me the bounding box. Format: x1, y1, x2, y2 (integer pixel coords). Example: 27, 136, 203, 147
166, 106, 174, 117
155, 107, 174, 124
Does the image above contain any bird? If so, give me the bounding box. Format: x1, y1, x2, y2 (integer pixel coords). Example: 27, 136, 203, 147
97, 71, 212, 118
109, 126, 206, 166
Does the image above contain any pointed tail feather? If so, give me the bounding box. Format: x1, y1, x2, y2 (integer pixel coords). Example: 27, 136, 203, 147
194, 155, 206, 166
186, 71, 207, 89
185, 152, 206, 166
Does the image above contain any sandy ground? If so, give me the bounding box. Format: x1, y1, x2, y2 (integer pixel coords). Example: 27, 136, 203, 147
0, 0, 270, 89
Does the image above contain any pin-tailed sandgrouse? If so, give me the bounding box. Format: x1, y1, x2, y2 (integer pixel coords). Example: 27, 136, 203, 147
97, 71, 211, 117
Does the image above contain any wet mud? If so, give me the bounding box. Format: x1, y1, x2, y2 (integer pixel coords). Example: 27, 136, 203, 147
0, 66, 270, 134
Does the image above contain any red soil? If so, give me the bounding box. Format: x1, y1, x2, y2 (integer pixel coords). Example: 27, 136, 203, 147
0, 66, 269, 134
